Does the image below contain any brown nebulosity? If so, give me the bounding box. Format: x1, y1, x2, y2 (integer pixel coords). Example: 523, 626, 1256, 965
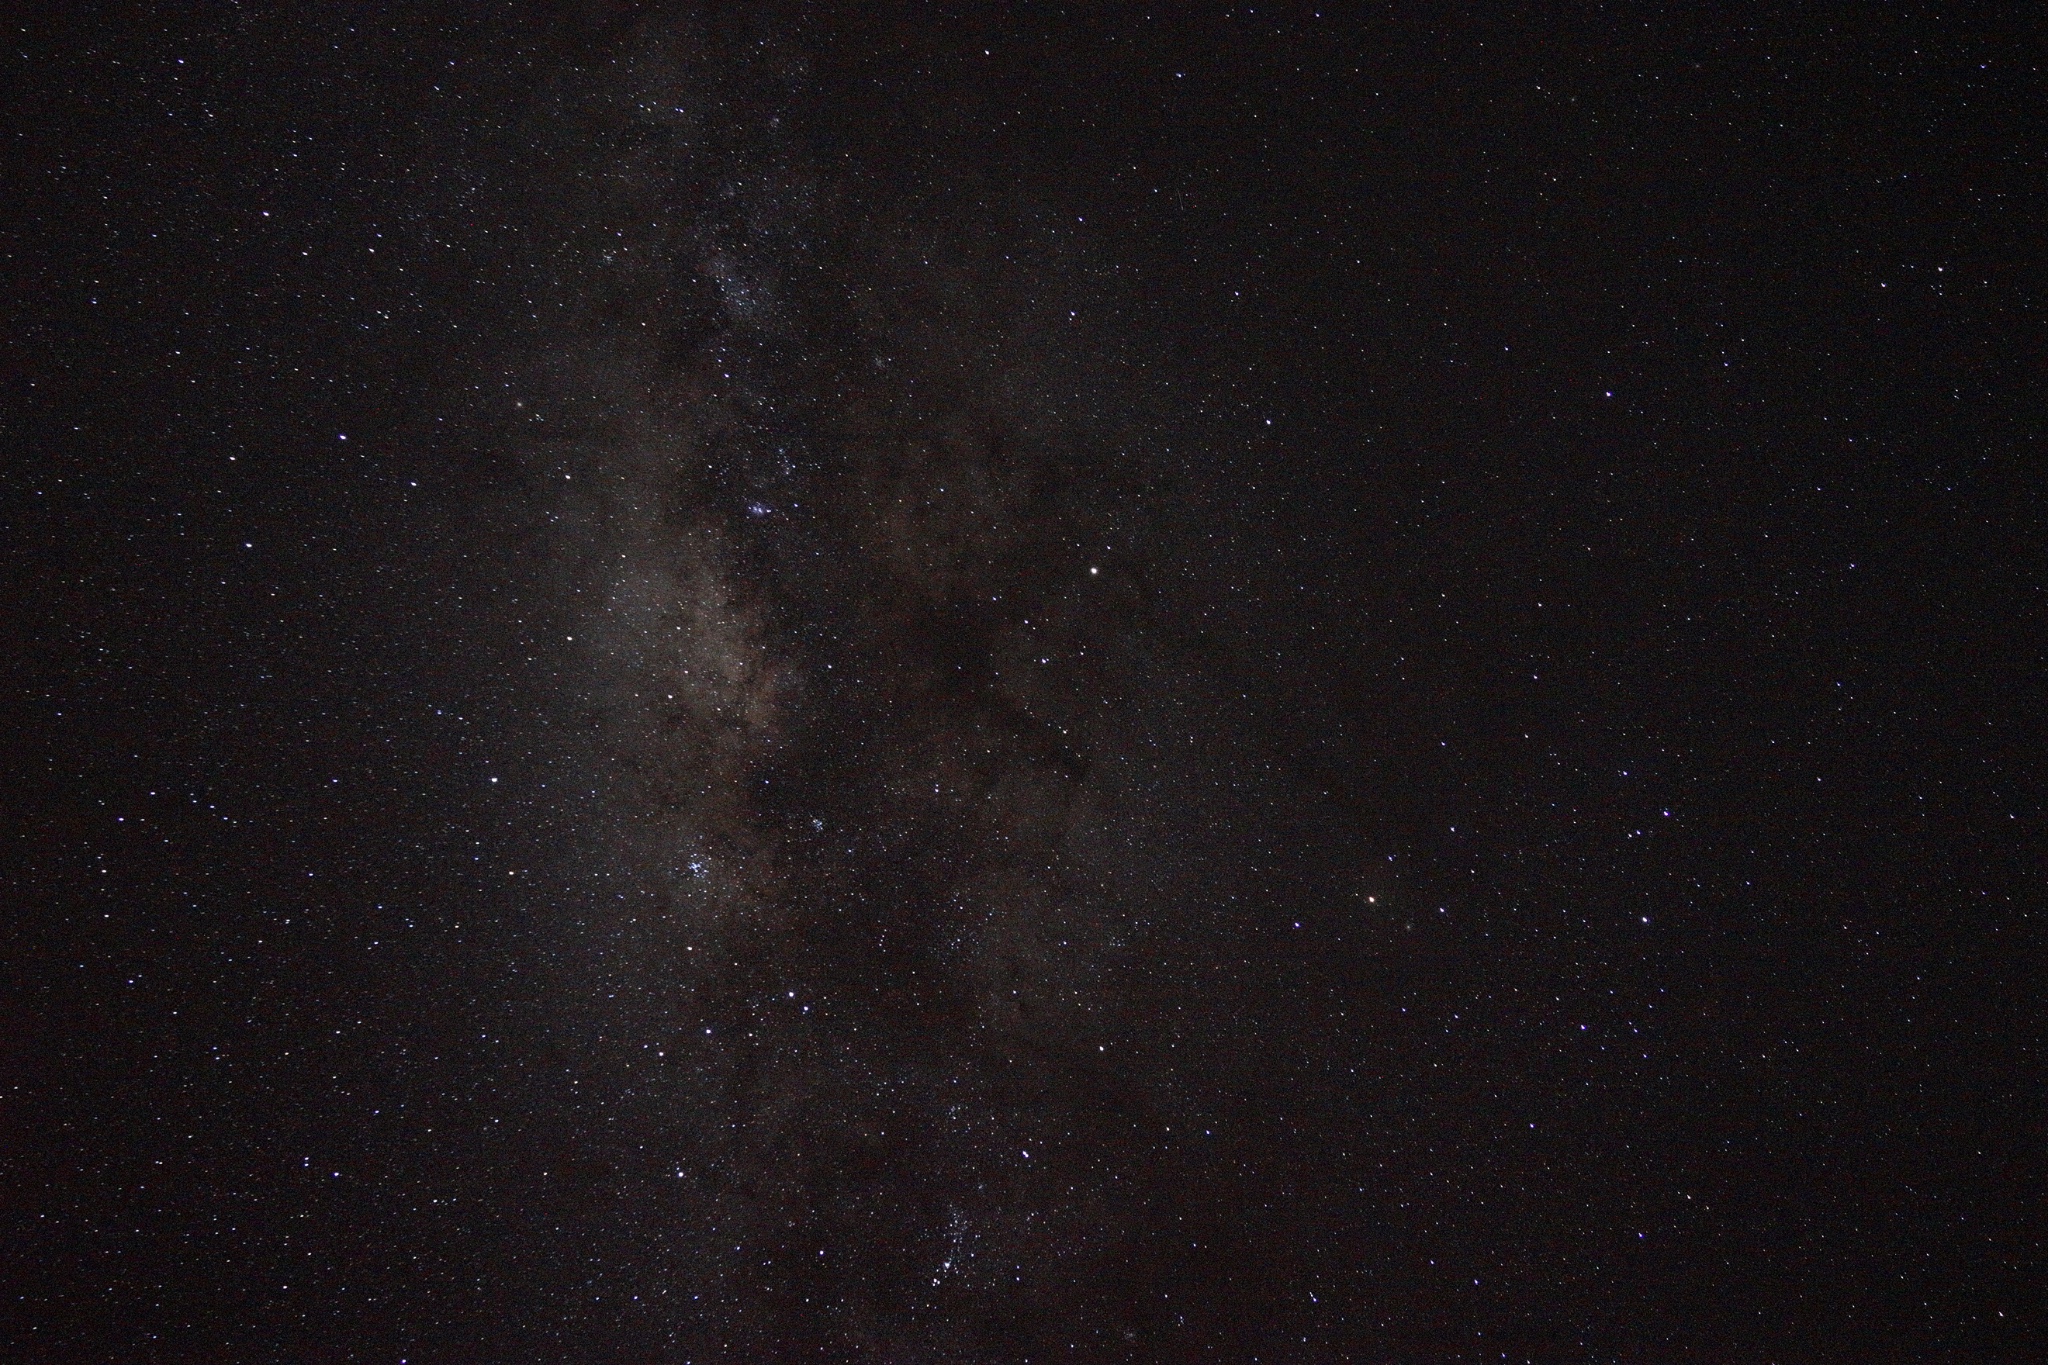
483, 12, 1197, 1342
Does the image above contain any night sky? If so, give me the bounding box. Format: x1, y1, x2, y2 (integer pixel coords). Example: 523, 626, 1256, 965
5, 4, 2042, 1362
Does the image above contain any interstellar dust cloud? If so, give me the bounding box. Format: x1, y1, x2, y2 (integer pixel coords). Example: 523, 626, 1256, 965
441, 11, 1347, 1354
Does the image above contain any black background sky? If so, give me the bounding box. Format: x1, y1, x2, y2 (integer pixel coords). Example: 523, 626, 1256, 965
4, 4, 2042, 1362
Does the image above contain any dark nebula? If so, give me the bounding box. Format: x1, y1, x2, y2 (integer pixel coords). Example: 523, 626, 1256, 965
6, 4, 2041, 1362
471, 22, 1344, 1347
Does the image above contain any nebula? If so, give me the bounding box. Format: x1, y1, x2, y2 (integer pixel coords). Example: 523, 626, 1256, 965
445, 12, 1311, 1352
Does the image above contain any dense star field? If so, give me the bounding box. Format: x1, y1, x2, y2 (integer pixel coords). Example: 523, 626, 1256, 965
5, 4, 2041, 1361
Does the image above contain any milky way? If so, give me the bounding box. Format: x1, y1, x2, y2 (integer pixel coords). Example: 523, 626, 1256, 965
449, 12, 1355, 1353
